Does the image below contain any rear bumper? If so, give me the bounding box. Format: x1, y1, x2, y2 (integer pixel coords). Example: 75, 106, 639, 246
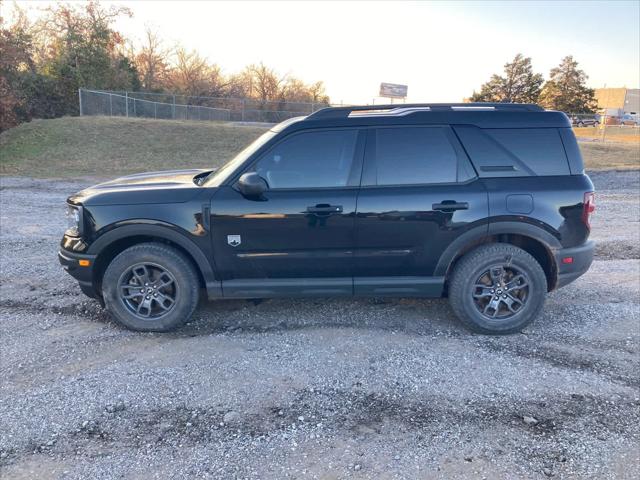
554, 241, 595, 289
58, 249, 99, 298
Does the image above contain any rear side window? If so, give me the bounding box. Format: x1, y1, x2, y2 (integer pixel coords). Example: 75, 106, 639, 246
454, 126, 570, 177
372, 127, 467, 185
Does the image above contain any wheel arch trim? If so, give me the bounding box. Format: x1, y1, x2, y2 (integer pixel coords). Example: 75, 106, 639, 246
435, 221, 561, 279
87, 223, 222, 298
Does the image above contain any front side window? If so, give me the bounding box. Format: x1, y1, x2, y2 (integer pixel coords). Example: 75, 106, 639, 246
374, 127, 459, 185
254, 129, 359, 189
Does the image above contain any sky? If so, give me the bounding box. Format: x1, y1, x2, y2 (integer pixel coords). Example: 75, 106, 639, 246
7, 0, 640, 104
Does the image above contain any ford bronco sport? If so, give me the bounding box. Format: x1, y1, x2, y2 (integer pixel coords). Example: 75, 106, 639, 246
59, 103, 595, 334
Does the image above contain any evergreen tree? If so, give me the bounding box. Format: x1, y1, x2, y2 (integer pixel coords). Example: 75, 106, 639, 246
538, 56, 597, 113
470, 54, 544, 103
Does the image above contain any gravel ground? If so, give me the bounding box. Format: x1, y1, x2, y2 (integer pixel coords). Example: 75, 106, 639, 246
1, 171, 639, 479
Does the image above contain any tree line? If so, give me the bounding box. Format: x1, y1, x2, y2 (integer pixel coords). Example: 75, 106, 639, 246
469, 53, 598, 113
1, 1, 600, 133
0, 1, 330, 132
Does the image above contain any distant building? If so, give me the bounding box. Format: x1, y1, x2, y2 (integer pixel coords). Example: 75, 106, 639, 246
595, 88, 639, 114
624, 89, 639, 114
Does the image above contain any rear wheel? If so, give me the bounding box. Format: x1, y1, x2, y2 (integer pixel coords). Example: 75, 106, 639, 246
448, 244, 547, 334
102, 243, 199, 332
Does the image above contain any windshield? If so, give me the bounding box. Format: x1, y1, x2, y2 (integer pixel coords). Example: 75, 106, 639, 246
204, 116, 307, 186
204, 129, 277, 186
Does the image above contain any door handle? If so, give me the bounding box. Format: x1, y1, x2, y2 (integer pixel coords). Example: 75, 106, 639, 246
306, 204, 343, 215
432, 201, 469, 212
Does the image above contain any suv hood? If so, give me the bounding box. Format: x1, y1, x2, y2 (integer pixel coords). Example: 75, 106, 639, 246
69, 169, 212, 206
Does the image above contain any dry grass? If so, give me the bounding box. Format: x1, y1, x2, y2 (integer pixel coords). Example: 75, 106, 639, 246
579, 142, 640, 170
1, 116, 638, 178
0, 116, 268, 178
573, 126, 640, 144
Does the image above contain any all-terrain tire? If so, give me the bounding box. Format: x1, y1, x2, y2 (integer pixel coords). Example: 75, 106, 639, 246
448, 244, 547, 335
102, 243, 200, 332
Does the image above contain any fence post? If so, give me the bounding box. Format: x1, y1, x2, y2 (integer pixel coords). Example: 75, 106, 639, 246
242, 100, 245, 121
154, 102, 157, 119
109, 93, 113, 116
125, 91, 129, 118
172, 95, 176, 120
78, 88, 83, 116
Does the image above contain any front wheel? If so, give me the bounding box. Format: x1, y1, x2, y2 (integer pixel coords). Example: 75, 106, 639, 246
102, 243, 200, 332
448, 244, 547, 334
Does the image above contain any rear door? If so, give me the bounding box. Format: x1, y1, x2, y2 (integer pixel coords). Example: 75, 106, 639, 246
353, 125, 488, 296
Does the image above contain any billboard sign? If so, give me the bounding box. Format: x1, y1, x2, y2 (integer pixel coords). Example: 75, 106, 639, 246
379, 82, 408, 99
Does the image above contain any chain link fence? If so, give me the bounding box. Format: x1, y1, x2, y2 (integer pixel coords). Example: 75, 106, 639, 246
79, 89, 327, 123
568, 112, 639, 143
568, 112, 639, 127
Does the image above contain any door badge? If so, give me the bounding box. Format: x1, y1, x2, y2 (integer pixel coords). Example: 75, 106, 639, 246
227, 235, 241, 247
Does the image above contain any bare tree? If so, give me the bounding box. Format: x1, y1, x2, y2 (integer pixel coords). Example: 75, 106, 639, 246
166, 47, 209, 96
308, 81, 329, 104
245, 63, 286, 102
135, 27, 170, 91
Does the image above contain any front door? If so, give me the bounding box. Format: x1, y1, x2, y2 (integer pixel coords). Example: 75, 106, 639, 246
210, 128, 365, 297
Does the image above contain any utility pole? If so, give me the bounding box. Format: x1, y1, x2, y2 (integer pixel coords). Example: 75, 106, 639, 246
601, 84, 608, 143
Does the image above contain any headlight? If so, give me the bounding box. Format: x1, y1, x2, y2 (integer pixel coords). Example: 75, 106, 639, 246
65, 204, 82, 236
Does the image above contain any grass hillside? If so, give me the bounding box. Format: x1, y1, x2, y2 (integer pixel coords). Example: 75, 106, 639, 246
0, 116, 268, 178
1, 116, 638, 178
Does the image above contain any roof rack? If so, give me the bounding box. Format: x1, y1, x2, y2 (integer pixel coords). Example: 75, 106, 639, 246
307, 103, 544, 120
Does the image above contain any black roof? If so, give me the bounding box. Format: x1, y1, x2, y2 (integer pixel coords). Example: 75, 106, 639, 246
281, 103, 571, 131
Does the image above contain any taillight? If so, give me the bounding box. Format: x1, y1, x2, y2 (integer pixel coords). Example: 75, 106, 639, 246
582, 192, 595, 230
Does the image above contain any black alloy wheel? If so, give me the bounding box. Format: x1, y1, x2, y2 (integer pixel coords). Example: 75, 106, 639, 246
448, 244, 547, 334
118, 262, 178, 320
472, 265, 529, 319
102, 243, 199, 332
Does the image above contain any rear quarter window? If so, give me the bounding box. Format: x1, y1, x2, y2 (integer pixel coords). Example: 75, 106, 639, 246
454, 126, 570, 177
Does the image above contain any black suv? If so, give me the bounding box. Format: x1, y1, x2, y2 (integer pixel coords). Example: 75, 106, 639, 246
59, 103, 595, 334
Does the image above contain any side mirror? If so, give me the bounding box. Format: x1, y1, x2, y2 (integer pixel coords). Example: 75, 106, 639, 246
237, 172, 268, 197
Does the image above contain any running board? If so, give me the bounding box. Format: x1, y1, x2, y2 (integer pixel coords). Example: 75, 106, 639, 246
354, 276, 444, 297
218, 276, 444, 299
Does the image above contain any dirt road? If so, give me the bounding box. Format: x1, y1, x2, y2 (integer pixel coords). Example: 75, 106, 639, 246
1, 171, 638, 479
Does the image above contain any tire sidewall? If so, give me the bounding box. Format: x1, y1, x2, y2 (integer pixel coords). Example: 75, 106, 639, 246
450, 245, 547, 334
102, 245, 199, 332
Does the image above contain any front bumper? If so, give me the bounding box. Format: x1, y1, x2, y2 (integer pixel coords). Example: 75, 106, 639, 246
58, 249, 98, 298
554, 241, 595, 289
